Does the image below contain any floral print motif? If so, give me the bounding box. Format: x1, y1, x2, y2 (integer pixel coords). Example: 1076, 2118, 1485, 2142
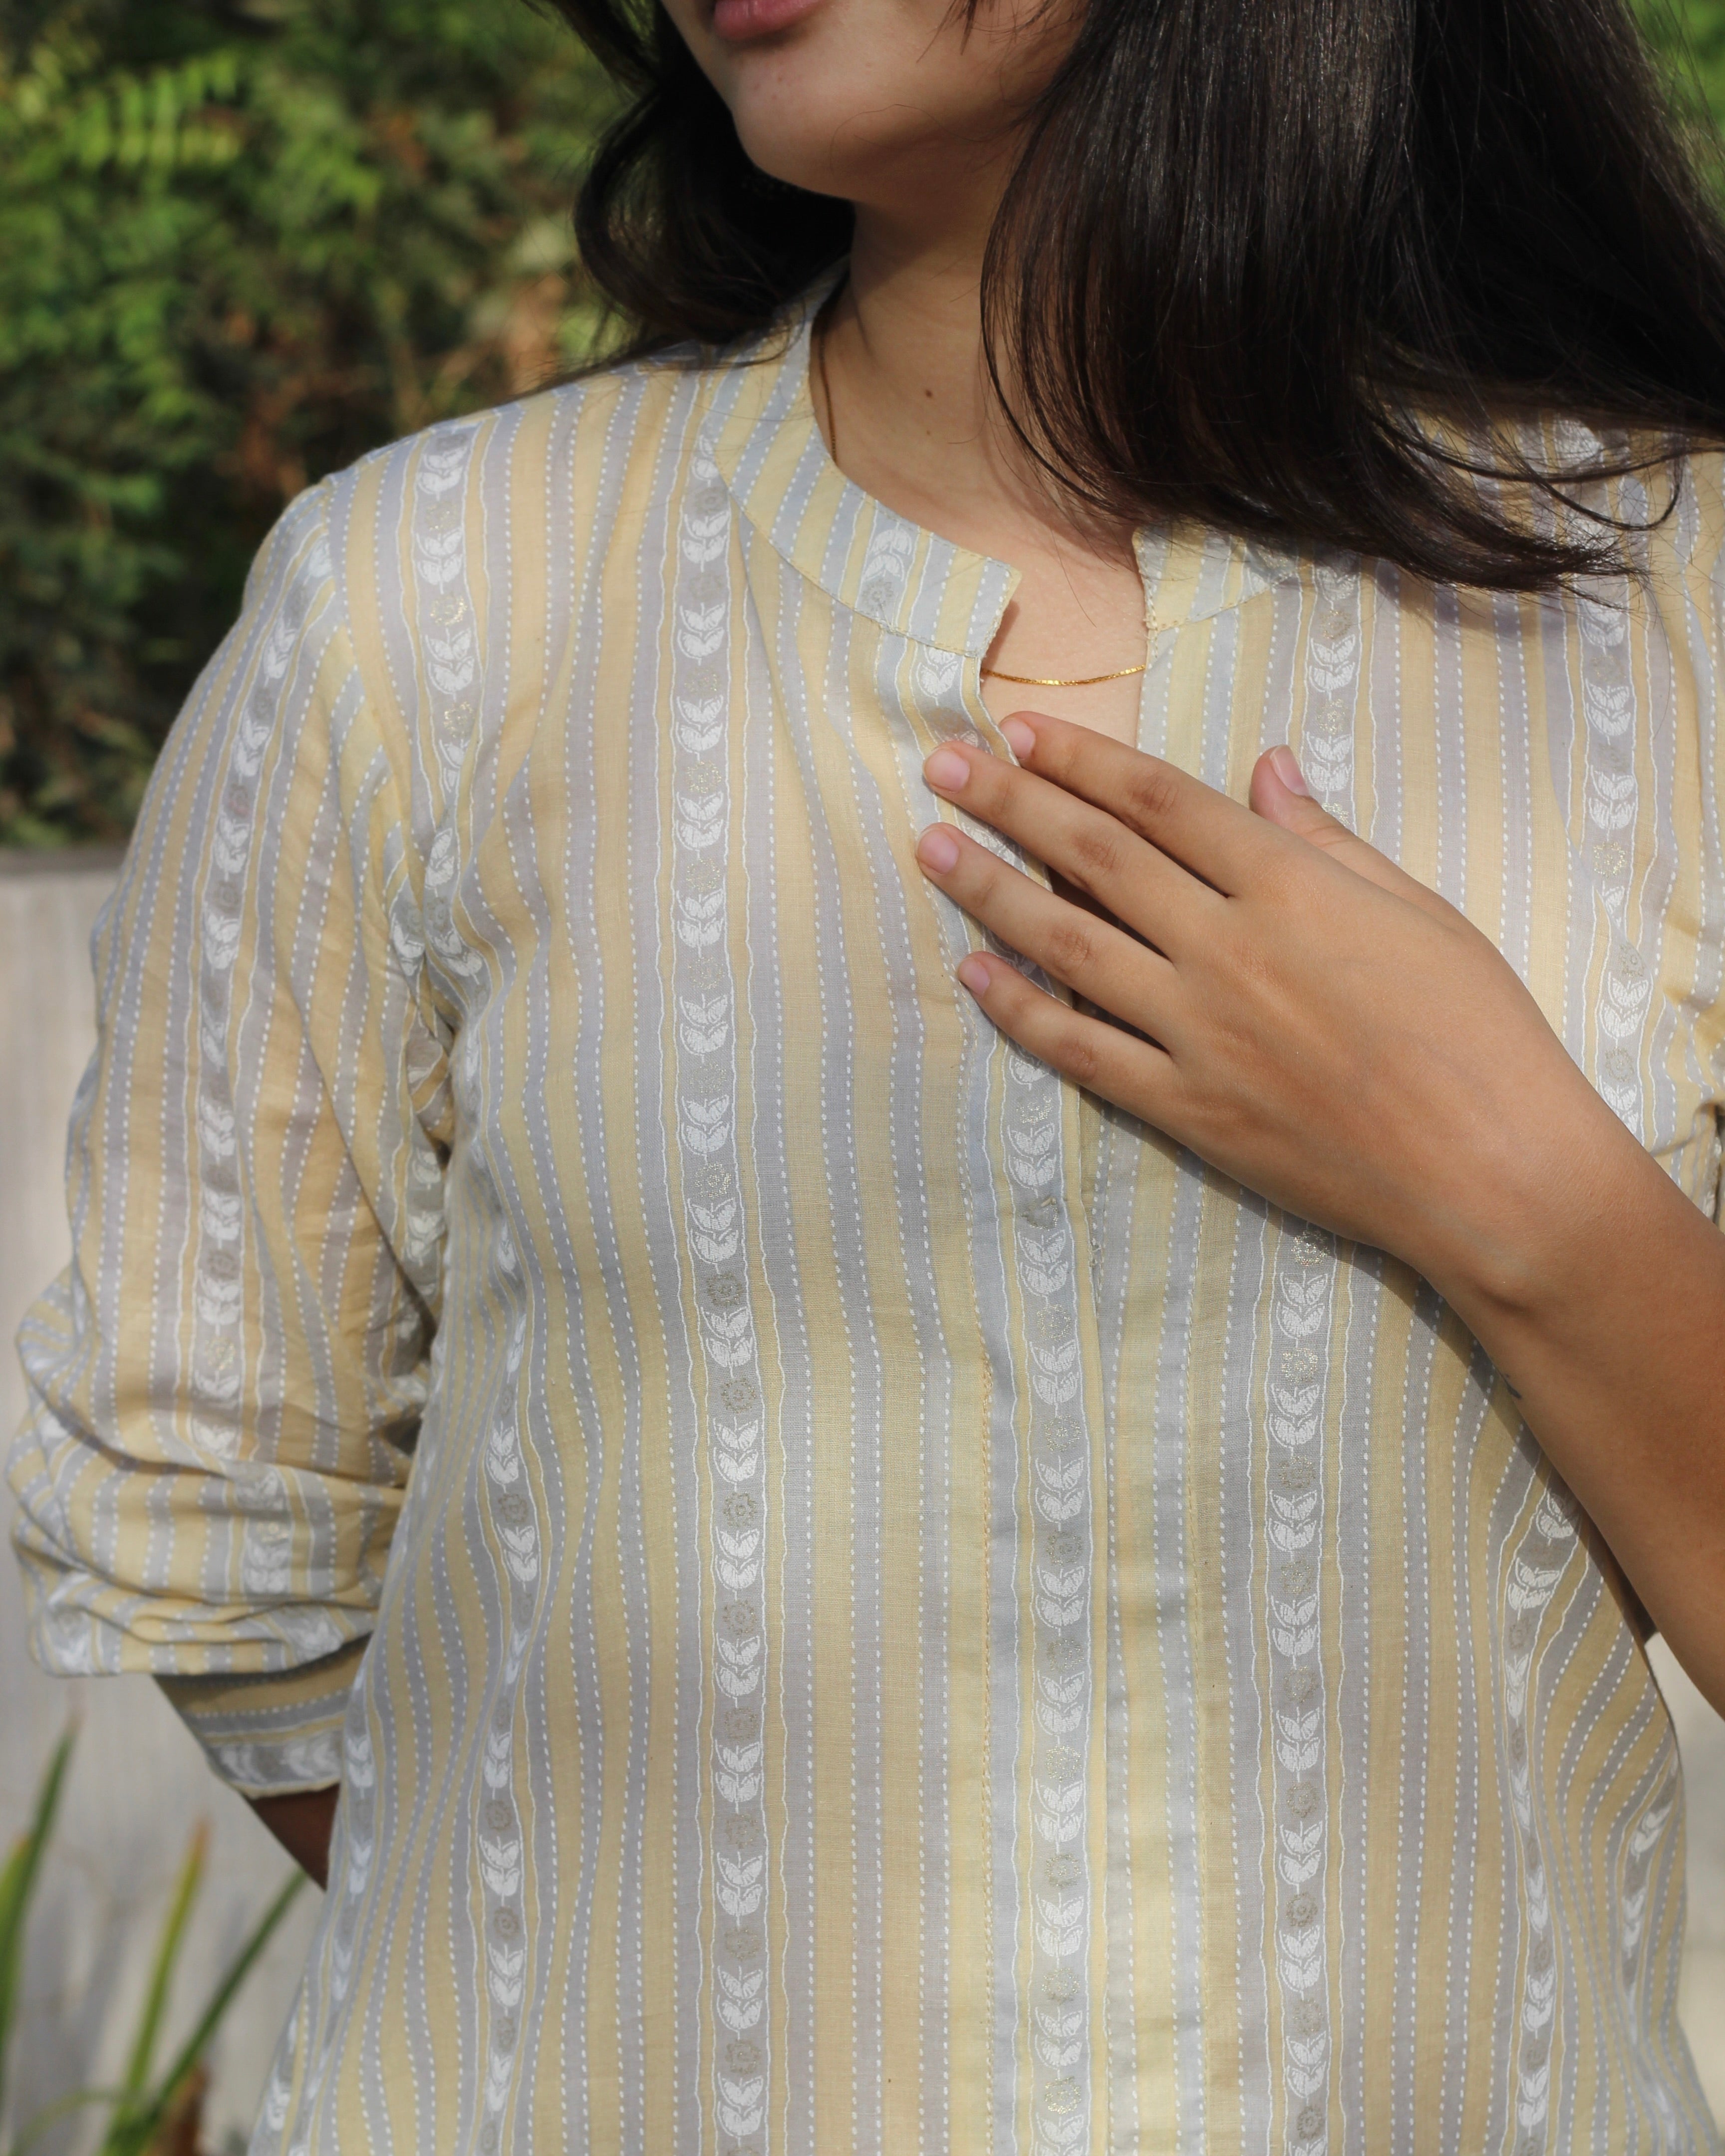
1255, 547, 1364, 2156
414, 428, 483, 803
997, 1036, 1098, 2156
1566, 444, 1652, 1136
1299, 558, 1361, 821
413, 419, 543, 2153
12, 325, 1722, 2156
1618, 1749, 1685, 2151
209, 1728, 342, 1792
1262, 1225, 1339, 2156
277, 1700, 378, 2152
1500, 1484, 1580, 2155
187, 495, 337, 1640
475, 1313, 539, 2145
669, 441, 772, 2155
1620, 1751, 1679, 2011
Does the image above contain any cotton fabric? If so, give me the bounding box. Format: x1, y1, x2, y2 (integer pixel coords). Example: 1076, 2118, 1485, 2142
10, 297, 1725, 2153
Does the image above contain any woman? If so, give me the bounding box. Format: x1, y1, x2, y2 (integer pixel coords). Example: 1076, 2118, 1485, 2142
10, 0, 1725, 2144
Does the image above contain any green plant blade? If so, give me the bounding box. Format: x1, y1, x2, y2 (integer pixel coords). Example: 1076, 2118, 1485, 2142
0, 1725, 75, 2131
98, 1870, 304, 2156
115, 1822, 207, 2107
7, 2083, 128, 2156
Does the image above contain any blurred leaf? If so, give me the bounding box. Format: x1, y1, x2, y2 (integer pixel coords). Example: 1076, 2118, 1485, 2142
95, 1867, 305, 2156
0, 0, 620, 845
0, 1729, 74, 2129
115, 1825, 208, 2115
6, 1, 1719, 847
1638, 0, 1725, 182
1641, 0, 1725, 108
0, 1737, 305, 2156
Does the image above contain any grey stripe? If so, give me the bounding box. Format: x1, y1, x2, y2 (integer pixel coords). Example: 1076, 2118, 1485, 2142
761, 582, 825, 2154
625, 367, 713, 2149
1388, 1281, 1443, 2151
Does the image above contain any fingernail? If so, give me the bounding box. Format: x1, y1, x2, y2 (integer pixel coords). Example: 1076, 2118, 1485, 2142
1000, 718, 1035, 758
957, 954, 990, 995
924, 748, 970, 792
1270, 744, 1311, 796
917, 824, 960, 873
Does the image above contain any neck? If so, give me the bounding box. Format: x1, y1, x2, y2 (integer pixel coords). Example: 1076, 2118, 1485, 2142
817, 192, 1124, 559
814, 183, 1149, 735
817, 181, 1041, 523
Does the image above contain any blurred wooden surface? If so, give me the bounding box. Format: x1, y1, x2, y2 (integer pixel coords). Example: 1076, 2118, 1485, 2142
0, 850, 1719, 2139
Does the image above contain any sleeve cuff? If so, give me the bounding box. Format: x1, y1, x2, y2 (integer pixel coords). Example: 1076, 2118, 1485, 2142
155, 1636, 369, 1798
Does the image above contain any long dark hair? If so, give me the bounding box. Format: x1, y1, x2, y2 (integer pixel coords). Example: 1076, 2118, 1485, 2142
549, 0, 1725, 590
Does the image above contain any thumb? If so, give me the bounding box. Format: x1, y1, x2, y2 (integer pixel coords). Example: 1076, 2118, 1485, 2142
1251, 744, 1454, 917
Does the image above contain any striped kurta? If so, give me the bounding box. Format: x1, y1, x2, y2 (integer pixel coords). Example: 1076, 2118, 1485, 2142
10, 293, 1725, 2153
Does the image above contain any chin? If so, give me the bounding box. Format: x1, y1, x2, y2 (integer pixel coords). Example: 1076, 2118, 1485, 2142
680, 0, 1059, 210
727, 89, 934, 203
732, 113, 880, 202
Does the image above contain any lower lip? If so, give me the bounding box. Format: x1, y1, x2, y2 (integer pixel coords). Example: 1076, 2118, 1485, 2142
710, 0, 823, 39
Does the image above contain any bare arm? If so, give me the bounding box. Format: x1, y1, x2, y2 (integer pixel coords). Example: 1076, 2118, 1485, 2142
249, 1787, 339, 1890
1450, 1132, 1725, 1710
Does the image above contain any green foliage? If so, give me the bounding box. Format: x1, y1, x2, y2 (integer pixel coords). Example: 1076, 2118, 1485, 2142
93, 1842, 302, 2156
0, 0, 619, 846
2, 1, 1725, 846
1642, 0, 1725, 125
0, 1732, 73, 2134
0, 1727, 305, 2156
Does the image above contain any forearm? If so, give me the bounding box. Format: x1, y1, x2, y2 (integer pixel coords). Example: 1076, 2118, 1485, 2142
249, 1786, 339, 1890
1441, 1123, 1725, 1714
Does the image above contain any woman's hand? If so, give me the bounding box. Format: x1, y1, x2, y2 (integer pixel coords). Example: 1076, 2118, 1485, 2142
916, 710, 1725, 1712
914, 712, 1631, 1318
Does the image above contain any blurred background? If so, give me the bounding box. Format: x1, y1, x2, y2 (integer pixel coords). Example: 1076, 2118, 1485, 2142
0, 0, 620, 850
0, 0, 1723, 2149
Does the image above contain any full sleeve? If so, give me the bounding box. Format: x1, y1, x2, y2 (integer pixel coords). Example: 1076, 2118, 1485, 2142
6, 479, 452, 1797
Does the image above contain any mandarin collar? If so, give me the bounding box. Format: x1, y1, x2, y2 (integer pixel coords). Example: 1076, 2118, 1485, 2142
698, 276, 1303, 657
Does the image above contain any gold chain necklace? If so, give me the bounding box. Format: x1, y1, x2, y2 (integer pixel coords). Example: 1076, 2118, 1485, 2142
978, 660, 1150, 687
813, 319, 1152, 692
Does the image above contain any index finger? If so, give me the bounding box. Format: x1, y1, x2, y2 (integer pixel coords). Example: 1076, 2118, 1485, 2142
1000, 711, 1267, 896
